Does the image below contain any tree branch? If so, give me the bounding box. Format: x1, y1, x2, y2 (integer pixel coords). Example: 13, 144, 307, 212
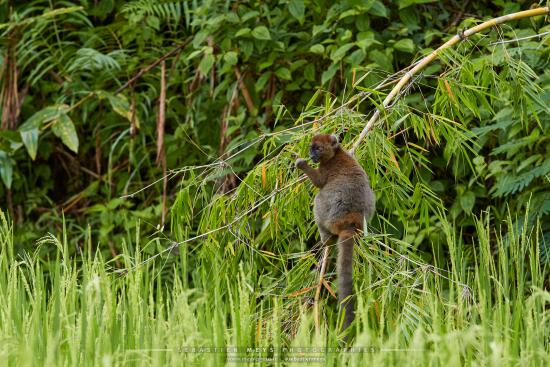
115, 38, 192, 95
314, 246, 330, 328
234, 66, 256, 114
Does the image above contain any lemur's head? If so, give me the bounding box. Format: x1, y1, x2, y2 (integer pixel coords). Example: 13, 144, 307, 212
309, 134, 339, 163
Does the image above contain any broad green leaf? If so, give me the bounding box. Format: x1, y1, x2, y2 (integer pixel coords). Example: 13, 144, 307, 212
20, 128, 39, 160
240, 40, 254, 58
0, 150, 13, 189
424, 29, 441, 45
192, 30, 209, 47
97, 91, 141, 129
251, 26, 271, 40
399, 0, 437, 9
275, 67, 291, 80
226, 12, 239, 23
288, 0, 305, 23
304, 64, 315, 81
356, 15, 370, 31
258, 60, 273, 70
393, 39, 415, 53
18, 105, 66, 160
399, 7, 420, 31
0, 130, 23, 153
235, 28, 250, 37
187, 49, 203, 60
357, 31, 376, 41
346, 49, 366, 65
290, 59, 307, 71
241, 10, 259, 22
223, 51, 238, 66
460, 191, 476, 214
368, 1, 388, 17
368, 49, 393, 71
255, 72, 272, 91
109, 94, 139, 128
340, 29, 353, 42
19, 105, 66, 130
321, 63, 339, 85
193, 29, 210, 48
330, 44, 354, 62
206, 14, 225, 27
199, 53, 215, 76
339, 9, 359, 20
356, 32, 381, 50
312, 24, 327, 36
107, 197, 126, 210
309, 44, 325, 54
146, 15, 159, 30
51, 113, 79, 153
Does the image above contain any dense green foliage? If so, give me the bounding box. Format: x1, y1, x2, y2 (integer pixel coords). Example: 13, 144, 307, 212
0, 0, 549, 365
0, 0, 548, 248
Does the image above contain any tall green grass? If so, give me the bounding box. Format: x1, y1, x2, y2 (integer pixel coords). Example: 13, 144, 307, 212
0, 210, 548, 366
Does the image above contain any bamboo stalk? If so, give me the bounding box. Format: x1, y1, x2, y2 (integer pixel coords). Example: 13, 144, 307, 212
156, 61, 166, 165
156, 62, 168, 226
314, 246, 330, 328
350, 6, 550, 153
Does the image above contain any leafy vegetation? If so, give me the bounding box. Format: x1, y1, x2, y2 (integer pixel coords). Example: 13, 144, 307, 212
0, 0, 549, 365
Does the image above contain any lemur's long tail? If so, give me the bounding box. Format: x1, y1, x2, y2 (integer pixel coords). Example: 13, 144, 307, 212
337, 229, 355, 331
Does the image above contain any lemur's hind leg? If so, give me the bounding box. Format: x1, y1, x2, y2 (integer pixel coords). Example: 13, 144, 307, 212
314, 226, 336, 271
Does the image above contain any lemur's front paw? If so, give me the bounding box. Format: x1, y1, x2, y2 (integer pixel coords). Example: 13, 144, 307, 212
295, 158, 308, 170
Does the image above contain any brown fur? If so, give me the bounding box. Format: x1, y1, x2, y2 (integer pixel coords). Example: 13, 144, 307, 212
296, 134, 375, 334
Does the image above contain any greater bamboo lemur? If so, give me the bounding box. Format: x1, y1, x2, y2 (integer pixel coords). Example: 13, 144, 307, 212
296, 134, 375, 332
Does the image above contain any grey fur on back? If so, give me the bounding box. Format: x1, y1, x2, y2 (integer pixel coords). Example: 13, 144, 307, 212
313, 149, 375, 233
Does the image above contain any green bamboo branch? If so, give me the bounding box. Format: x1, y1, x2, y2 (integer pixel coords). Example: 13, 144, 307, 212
350, 6, 550, 154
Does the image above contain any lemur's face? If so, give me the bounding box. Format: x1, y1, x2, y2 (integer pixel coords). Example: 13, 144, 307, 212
309, 134, 339, 163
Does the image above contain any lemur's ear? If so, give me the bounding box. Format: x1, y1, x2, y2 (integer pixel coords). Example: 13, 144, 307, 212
329, 134, 339, 146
